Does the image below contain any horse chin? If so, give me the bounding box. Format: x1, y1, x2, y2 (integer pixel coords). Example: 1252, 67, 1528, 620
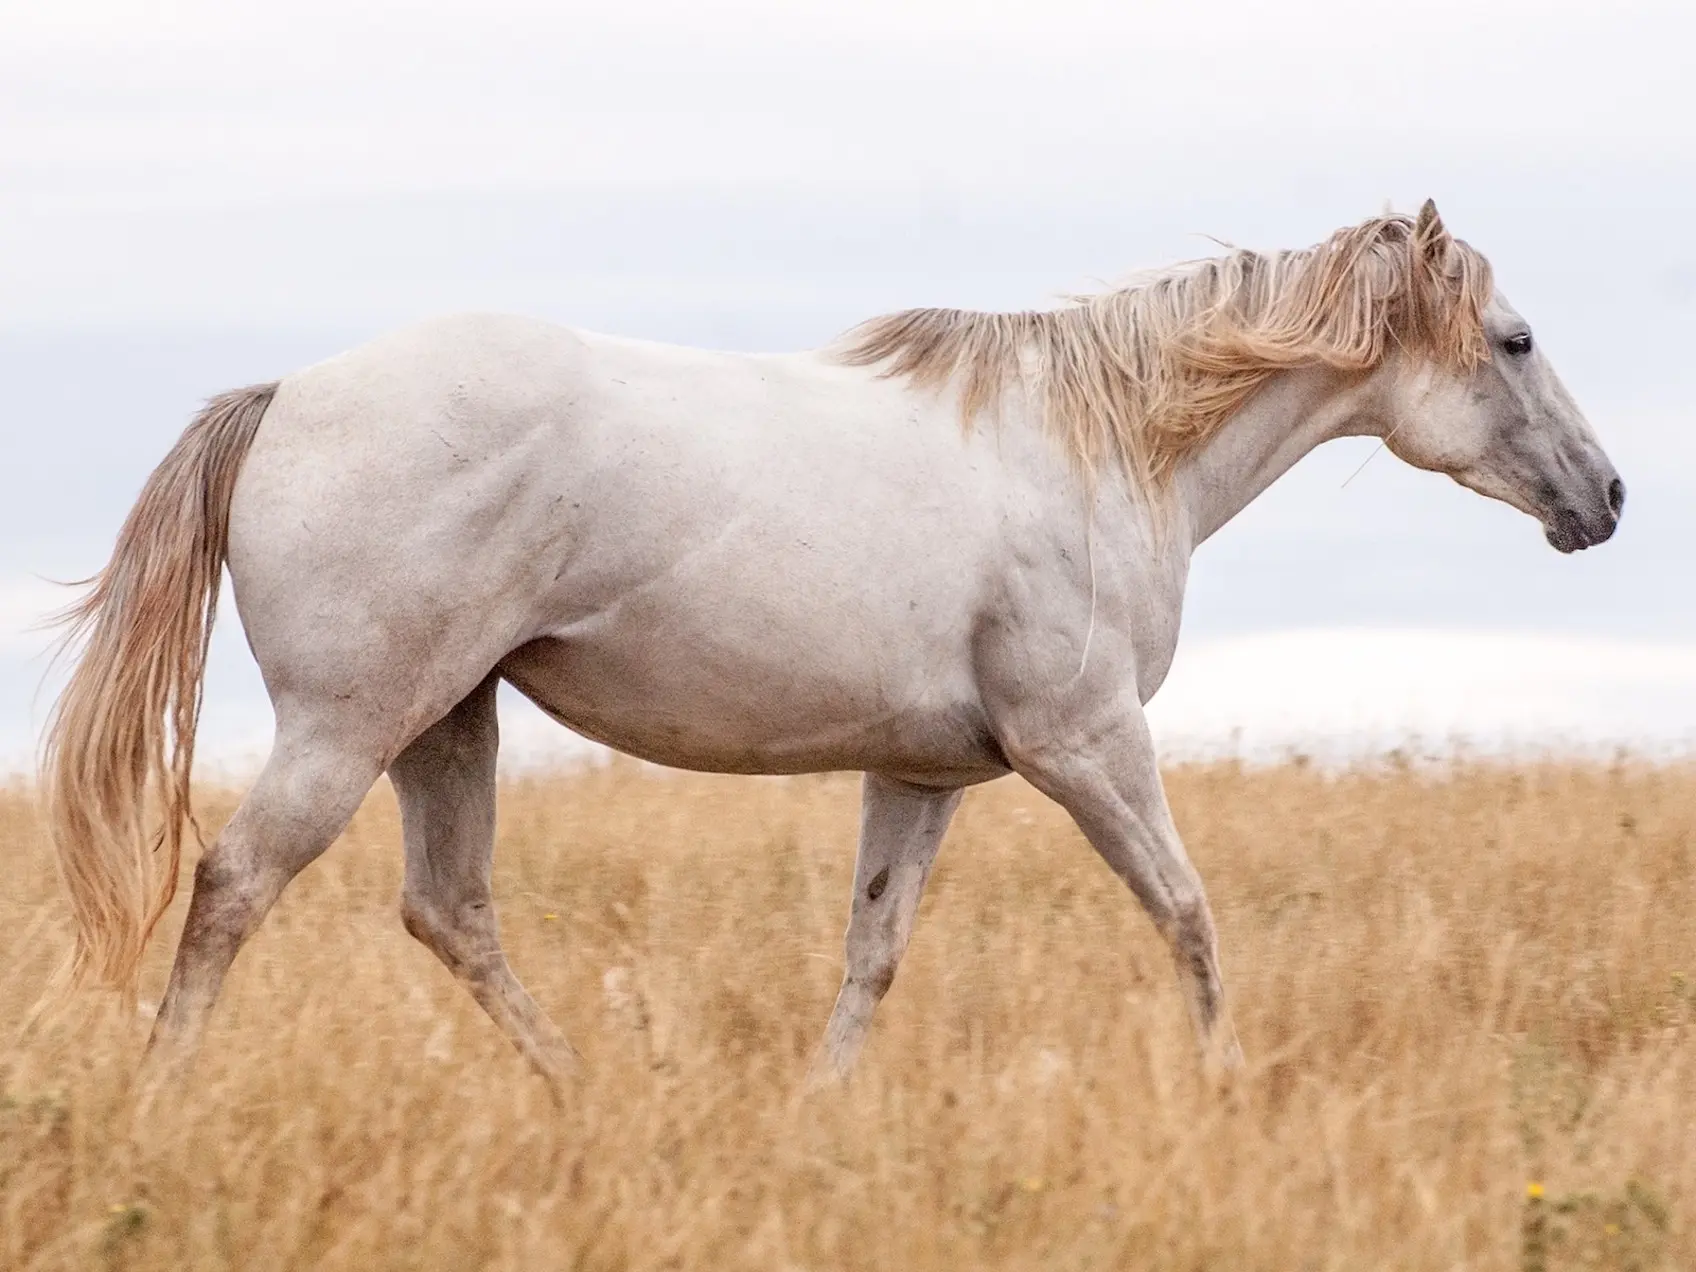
1543, 521, 1583, 554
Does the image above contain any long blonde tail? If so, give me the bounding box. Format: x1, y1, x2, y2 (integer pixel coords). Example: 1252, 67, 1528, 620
40, 382, 277, 995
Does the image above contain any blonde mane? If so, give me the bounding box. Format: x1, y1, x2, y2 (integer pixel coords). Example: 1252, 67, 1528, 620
833, 202, 1493, 487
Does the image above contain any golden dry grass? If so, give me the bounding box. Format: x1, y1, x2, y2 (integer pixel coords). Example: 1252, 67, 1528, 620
2, 758, 1693, 1270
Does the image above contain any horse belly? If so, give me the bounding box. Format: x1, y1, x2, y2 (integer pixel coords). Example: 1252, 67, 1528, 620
497, 630, 1007, 785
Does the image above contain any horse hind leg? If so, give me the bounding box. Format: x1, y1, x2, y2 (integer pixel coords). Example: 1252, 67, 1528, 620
143, 722, 387, 1086
388, 674, 580, 1100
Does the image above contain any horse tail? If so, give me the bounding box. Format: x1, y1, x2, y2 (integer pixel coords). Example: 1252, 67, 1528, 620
41, 382, 277, 996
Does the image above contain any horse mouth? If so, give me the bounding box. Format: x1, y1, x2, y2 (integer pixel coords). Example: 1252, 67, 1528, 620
1543, 508, 1616, 554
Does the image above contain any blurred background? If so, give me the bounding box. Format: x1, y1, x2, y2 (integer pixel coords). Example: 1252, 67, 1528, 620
3, 0, 1693, 770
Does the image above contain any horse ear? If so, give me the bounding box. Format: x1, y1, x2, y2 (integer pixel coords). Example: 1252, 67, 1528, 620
1414, 198, 1449, 261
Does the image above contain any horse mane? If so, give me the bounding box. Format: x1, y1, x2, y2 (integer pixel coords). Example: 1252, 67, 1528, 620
832, 203, 1494, 487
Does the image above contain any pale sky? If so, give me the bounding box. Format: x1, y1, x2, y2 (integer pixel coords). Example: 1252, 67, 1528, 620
3, 0, 1694, 769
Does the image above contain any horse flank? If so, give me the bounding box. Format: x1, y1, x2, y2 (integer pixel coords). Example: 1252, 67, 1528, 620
40, 383, 277, 994
833, 204, 1493, 486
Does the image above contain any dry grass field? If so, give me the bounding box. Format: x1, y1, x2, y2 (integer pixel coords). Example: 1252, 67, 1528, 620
2, 757, 1693, 1270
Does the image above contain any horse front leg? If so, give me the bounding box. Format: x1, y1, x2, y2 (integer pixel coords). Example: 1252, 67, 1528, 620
1002, 696, 1243, 1077
806, 774, 962, 1088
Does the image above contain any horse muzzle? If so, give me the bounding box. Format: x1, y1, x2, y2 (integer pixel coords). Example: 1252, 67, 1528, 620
1542, 475, 1625, 554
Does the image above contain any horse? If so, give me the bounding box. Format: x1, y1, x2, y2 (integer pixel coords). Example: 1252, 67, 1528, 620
41, 200, 1623, 1098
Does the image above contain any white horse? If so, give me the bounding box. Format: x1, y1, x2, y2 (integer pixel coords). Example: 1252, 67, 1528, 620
42, 201, 1622, 1096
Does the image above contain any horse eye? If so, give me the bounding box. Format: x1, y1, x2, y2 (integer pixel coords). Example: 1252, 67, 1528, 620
1502, 331, 1533, 356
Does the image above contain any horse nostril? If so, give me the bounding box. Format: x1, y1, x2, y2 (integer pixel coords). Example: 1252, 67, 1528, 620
1607, 477, 1626, 518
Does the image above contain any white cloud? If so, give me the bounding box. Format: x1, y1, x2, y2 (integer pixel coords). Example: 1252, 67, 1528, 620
1147, 628, 1696, 761
2, 0, 1690, 329
2, 0, 1688, 215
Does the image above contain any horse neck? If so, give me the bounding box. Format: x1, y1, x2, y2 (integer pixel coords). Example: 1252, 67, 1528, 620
1173, 365, 1380, 547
